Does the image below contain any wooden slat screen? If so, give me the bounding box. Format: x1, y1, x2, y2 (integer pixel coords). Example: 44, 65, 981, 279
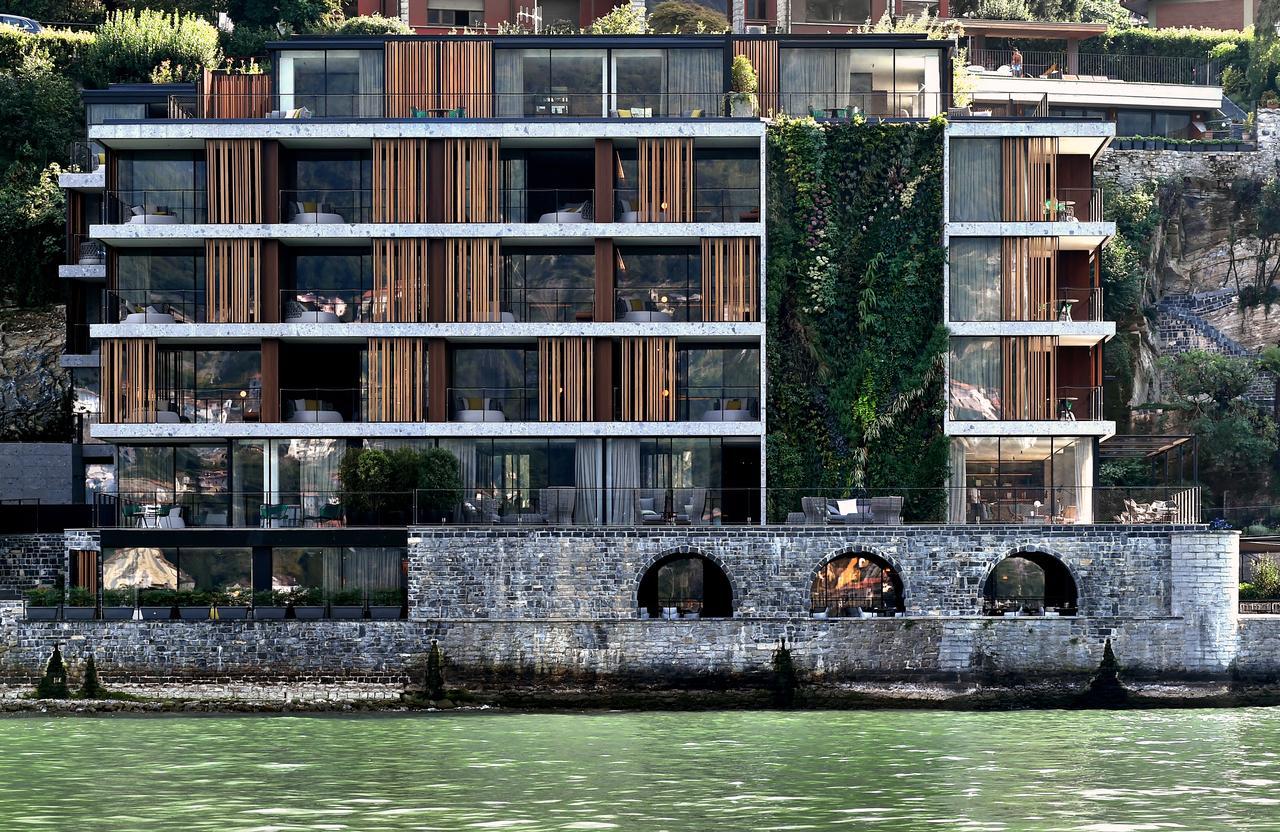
619, 337, 676, 422
384, 40, 440, 117
373, 238, 430, 322
732, 38, 778, 116
1000, 237, 1057, 321
206, 239, 261, 323
206, 139, 263, 223
200, 68, 271, 119
701, 237, 759, 322
538, 337, 594, 422
72, 550, 98, 595
443, 238, 500, 322
366, 337, 427, 422
100, 338, 156, 424
444, 138, 500, 223
1002, 137, 1058, 222
1001, 336, 1056, 420
373, 138, 429, 222
440, 40, 493, 118
637, 138, 693, 222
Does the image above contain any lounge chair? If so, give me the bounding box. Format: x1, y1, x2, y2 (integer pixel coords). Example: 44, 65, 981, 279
870, 496, 904, 525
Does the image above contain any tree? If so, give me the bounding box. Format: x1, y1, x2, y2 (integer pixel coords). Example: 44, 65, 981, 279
1161, 350, 1258, 419
0, 48, 81, 169
647, 0, 729, 33
587, 3, 648, 34
0, 160, 64, 307
417, 447, 463, 521
332, 14, 411, 35
0, 0, 105, 22
226, 0, 340, 30
77, 653, 104, 698
1259, 344, 1280, 426
35, 644, 69, 699
83, 8, 221, 87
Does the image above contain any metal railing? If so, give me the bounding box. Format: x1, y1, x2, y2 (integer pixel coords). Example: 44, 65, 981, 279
614, 284, 701, 322
146, 391, 263, 424
105, 289, 204, 324
500, 187, 595, 223
969, 48, 1221, 86
1057, 287, 1103, 322
448, 386, 537, 422
280, 387, 364, 424
500, 285, 595, 323
281, 288, 378, 323
779, 90, 943, 120
67, 141, 103, 174
1051, 187, 1104, 223
981, 595, 1078, 617
280, 188, 372, 224
105, 189, 206, 224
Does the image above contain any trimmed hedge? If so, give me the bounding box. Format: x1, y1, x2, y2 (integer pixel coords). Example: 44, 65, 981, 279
0, 27, 93, 76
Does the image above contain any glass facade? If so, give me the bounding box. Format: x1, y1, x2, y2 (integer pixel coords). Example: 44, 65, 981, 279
779, 47, 943, 118
112, 248, 205, 323
112, 150, 206, 223
950, 436, 1094, 524
277, 49, 384, 117
501, 247, 595, 322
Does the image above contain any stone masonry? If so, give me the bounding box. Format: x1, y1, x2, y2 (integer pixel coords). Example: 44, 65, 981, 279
0, 533, 66, 597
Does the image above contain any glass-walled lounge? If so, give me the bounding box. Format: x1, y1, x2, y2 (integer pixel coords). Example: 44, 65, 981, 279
277, 49, 384, 117
501, 148, 596, 223
779, 46, 943, 118
614, 246, 701, 321
614, 145, 761, 223
281, 150, 373, 223
678, 346, 760, 421
108, 150, 206, 224
107, 248, 205, 324
154, 346, 262, 425
949, 436, 1094, 524
282, 247, 374, 323
450, 346, 539, 422
502, 247, 595, 322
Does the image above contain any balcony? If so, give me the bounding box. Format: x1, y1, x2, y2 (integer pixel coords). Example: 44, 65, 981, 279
106, 289, 203, 325
152, 390, 263, 424
969, 48, 1221, 87
501, 285, 594, 323
949, 383, 1103, 423
281, 387, 364, 424
105, 189, 206, 225
281, 289, 378, 323
501, 187, 595, 224
449, 386, 537, 422
281, 189, 372, 224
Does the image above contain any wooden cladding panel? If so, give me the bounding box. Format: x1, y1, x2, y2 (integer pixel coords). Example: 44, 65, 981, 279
373, 139, 429, 222
701, 237, 759, 322
206, 139, 263, 223
367, 337, 427, 422
444, 139, 500, 223
443, 238, 500, 322
1001, 237, 1057, 321
620, 337, 676, 422
637, 138, 693, 223
1001, 336, 1056, 421
1002, 137, 1057, 222
733, 38, 777, 116
100, 338, 156, 424
538, 337, 595, 422
440, 40, 493, 118
373, 238, 430, 323
200, 69, 271, 119
206, 239, 261, 323
385, 40, 439, 117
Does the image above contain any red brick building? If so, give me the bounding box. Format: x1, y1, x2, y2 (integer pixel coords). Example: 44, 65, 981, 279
1128, 0, 1260, 30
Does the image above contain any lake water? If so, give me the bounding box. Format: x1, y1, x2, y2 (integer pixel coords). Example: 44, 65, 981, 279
0, 708, 1277, 831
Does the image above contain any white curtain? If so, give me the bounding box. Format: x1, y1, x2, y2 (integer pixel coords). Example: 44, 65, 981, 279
949, 238, 1001, 322
575, 438, 601, 525
948, 440, 967, 524
438, 438, 477, 498
949, 139, 1002, 222
607, 438, 640, 524
1074, 439, 1094, 523
495, 49, 525, 117
668, 48, 722, 115
358, 50, 383, 118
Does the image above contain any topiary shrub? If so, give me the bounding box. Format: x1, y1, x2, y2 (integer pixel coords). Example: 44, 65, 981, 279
35, 644, 69, 699
77, 653, 103, 698
82, 8, 220, 87
331, 14, 411, 35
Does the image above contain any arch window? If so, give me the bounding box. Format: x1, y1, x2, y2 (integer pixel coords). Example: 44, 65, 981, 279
638, 553, 732, 619
811, 553, 903, 617
982, 552, 1077, 616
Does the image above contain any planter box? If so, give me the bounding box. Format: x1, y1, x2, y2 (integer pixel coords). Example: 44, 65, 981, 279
214, 606, 248, 621
368, 606, 402, 620
292, 606, 325, 620
1143, 140, 1155, 150
253, 606, 287, 620
101, 607, 134, 621
25, 607, 57, 621
63, 607, 96, 621
330, 605, 364, 620
178, 606, 211, 621
139, 606, 171, 621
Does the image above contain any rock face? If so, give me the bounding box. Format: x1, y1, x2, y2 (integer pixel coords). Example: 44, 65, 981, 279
0, 306, 70, 442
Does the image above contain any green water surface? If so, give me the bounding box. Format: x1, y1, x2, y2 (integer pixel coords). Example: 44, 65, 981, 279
1, 708, 1278, 831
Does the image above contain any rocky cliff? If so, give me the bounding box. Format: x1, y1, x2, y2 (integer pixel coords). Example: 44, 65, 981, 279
0, 306, 70, 442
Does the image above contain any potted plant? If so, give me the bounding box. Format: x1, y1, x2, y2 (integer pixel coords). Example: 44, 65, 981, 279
25, 586, 60, 620
417, 447, 463, 523
1143, 136, 1156, 150
176, 589, 215, 621
214, 588, 250, 621
289, 586, 326, 620
368, 588, 404, 620
329, 588, 365, 620
1262, 91, 1279, 110
101, 587, 135, 621
63, 586, 97, 621
728, 54, 758, 118
253, 589, 287, 620
138, 588, 177, 621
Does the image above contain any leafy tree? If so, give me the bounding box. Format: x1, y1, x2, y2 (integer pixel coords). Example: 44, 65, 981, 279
416, 447, 463, 520
953, 0, 1082, 19
0, 160, 64, 307
0, 0, 104, 23
1260, 344, 1280, 425
647, 0, 729, 33
1078, 0, 1130, 26
226, 0, 341, 30
83, 8, 220, 87
1160, 350, 1258, 419
588, 3, 648, 34
219, 23, 276, 60
0, 48, 81, 169
331, 14, 411, 34
1100, 179, 1161, 325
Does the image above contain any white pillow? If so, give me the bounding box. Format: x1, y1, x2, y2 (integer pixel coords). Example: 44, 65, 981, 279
640, 509, 658, 517
836, 498, 859, 516
131, 205, 144, 216
292, 399, 307, 411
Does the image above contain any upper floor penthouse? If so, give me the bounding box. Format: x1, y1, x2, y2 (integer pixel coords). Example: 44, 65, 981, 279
80, 32, 953, 128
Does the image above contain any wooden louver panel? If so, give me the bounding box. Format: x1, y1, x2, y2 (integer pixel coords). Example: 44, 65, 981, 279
100, 338, 156, 424
443, 238, 500, 322
373, 139, 429, 223
637, 138, 693, 223
373, 238, 430, 322
384, 40, 439, 117
1002, 137, 1057, 222
1001, 237, 1058, 321
205, 239, 261, 323
539, 337, 595, 422
445, 139, 500, 223
366, 337, 427, 422
732, 38, 777, 116
620, 337, 676, 422
701, 237, 759, 322
1001, 336, 1056, 420
440, 40, 493, 118
206, 139, 263, 223
200, 69, 271, 119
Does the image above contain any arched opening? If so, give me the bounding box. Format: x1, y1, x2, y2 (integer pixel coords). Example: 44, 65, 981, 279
637, 553, 732, 619
982, 552, 1078, 616
810, 553, 904, 618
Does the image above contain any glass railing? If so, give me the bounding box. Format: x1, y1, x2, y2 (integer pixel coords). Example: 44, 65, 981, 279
281, 288, 379, 323
500, 188, 595, 223
448, 386, 537, 422
280, 189, 372, 224
693, 187, 761, 223
143, 391, 263, 425
614, 284, 701, 322
104, 189, 206, 224
677, 386, 761, 422
105, 289, 205, 324
500, 286, 594, 323
280, 387, 364, 424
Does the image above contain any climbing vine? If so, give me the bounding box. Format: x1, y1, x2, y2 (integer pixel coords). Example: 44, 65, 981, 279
766, 117, 948, 522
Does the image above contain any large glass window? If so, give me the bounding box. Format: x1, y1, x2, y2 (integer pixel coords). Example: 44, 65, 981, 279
112, 151, 206, 223
277, 49, 383, 117
949, 139, 1002, 222
953, 436, 1094, 524
948, 238, 1001, 322
695, 148, 760, 222
780, 46, 943, 118
451, 347, 538, 421
272, 547, 404, 606
283, 248, 373, 323
948, 337, 1002, 421
500, 148, 595, 223
117, 443, 229, 526
502, 247, 594, 322
805, 0, 871, 23
612, 48, 723, 116
156, 347, 262, 424
615, 247, 701, 322
495, 48, 606, 117
439, 437, 600, 524
811, 553, 904, 617
679, 347, 760, 421
112, 248, 205, 323
282, 151, 372, 223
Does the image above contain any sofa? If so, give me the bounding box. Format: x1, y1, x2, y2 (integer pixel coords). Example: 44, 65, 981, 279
453, 396, 506, 422
801, 496, 871, 525
701, 397, 757, 422
287, 201, 345, 224
285, 398, 344, 423
616, 296, 674, 323
283, 299, 341, 323
537, 200, 592, 223
633, 487, 706, 525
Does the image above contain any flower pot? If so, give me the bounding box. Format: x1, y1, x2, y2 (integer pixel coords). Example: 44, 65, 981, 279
368, 606, 402, 620
63, 607, 96, 621
140, 606, 172, 621
330, 605, 364, 620
102, 607, 134, 621
1143, 140, 1155, 150
178, 606, 212, 621
730, 98, 755, 118
25, 607, 57, 621
214, 606, 248, 621
292, 606, 325, 620
254, 606, 287, 620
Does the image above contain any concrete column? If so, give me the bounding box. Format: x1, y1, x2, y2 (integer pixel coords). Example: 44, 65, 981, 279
732, 0, 745, 32
1170, 531, 1239, 674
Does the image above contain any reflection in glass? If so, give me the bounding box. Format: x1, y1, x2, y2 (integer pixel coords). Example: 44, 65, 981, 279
948, 337, 1001, 420
811, 554, 902, 616
949, 238, 1001, 322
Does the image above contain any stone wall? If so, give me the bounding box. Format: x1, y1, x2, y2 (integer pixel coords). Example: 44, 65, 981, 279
0, 306, 70, 443
0, 534, 65, 597
0, 443, 72, 503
